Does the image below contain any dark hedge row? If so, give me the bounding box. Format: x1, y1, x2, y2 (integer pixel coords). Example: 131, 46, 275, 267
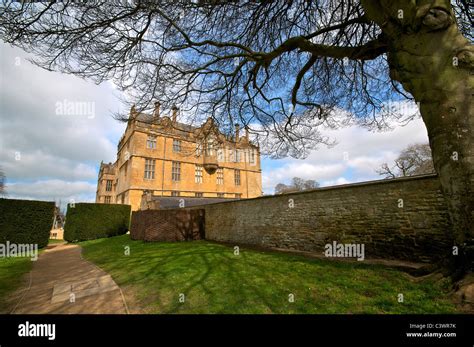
64, 203, 131, 242
0, 198, 55, 248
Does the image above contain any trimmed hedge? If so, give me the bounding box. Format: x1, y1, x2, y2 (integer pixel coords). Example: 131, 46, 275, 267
0, 198, 55, 248
64, 203, 131, 242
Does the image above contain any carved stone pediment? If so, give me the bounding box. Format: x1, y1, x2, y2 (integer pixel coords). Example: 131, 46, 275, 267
160, 116, 172, 127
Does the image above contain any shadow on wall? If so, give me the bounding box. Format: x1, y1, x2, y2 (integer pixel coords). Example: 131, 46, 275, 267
130, 209, 205, 242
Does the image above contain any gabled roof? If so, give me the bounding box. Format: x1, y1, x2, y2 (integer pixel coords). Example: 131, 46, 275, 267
99, 161, 116, 175
135, 113, 197, 133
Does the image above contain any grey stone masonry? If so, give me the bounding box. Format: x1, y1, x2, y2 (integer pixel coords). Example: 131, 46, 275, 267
197, 174, 452, 263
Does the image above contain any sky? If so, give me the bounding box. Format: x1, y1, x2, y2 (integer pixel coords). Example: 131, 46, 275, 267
0, 42, 431, 205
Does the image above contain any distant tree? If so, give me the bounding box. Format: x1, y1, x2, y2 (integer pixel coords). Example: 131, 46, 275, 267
376, 143, 435, 179
0, 169, 5, 196
305, 180, 319, 190
291, 177, 306, 191
275, 177, 319, 194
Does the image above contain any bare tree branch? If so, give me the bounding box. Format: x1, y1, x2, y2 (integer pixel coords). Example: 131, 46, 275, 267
0, 1, 470, 159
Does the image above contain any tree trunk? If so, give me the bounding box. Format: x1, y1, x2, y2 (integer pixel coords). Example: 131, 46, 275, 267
362, 1, 474, 277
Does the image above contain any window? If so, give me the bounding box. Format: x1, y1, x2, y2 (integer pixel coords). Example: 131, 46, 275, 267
172, 161, 181, 181
147, 135, 157, 149
105, 180, 112, 192
216, 168, 224, 185
250, 149, 256, 164
173, 139, 181, 152
195, 165, 203, 183
171, 191, 180, 197
234, 149, 241, 162
105, 196, 111, 203
144, 158, 156, 179
196, 142, 202, 156
235, 193, 242, 199
195, 192, 203, 198
234, 169, 241, 186
217, 193, 225, 198
205, 138, 214, 156
217, 147, 224, 162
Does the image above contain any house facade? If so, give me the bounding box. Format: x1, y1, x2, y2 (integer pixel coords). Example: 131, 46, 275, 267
96, 103, 262, 210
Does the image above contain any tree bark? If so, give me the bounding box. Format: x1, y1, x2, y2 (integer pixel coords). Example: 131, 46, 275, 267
362, 0, 474, 277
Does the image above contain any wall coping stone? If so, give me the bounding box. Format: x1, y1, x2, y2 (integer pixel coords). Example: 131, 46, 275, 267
190, 173, 440, 207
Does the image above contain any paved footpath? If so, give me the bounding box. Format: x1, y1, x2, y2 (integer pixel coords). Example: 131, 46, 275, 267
12, 243, 128, 314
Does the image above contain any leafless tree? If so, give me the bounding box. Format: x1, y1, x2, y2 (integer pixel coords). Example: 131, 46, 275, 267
377, 143, 435, 179
0, 169, 5, 197
275, 177, 320, 194
0, 1, 472, 274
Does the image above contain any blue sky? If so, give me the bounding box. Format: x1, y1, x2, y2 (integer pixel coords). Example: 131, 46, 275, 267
1, 42, 431, 205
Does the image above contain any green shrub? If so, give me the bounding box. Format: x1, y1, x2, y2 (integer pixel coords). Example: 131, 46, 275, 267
64, 203, 131, 242
0, 198, 55, 248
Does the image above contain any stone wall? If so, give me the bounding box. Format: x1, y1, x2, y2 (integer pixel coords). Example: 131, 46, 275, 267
197, 174, 452, 263
130, 209, 205, 242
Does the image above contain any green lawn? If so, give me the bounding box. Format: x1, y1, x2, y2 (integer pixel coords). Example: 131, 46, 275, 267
0, 256, 32, 313
48, 239, 65, 244
80, 235, 458, 314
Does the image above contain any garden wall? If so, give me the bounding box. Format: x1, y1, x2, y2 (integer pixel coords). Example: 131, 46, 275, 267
130, 209, 205, 242
197, 174, 453, 263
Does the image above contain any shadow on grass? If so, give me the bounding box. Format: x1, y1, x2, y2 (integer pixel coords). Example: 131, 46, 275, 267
80, 235, 457, 314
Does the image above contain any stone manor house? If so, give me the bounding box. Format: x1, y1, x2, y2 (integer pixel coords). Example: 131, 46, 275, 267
95, 103, 262, 211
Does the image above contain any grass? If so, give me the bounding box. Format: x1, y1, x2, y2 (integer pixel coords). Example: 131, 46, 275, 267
0, 256, 32, 313
48, 239, 65, 244
80, 235, 458, 314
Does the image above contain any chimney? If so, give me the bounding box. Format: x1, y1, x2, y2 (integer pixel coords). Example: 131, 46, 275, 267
130, 104, 137, 119
245, 126, 249, 141
235, 124, 240, 142
171, 105, 179, 122
153, 101, 161, 121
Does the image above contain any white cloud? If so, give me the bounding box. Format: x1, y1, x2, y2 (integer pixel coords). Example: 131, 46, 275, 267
262, 162, 346, 191
5, 180, 96, 203
0, 42, 125, 202
0, 149, 97, 180
320, 177, 351, 186
262, 116, 430, 194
